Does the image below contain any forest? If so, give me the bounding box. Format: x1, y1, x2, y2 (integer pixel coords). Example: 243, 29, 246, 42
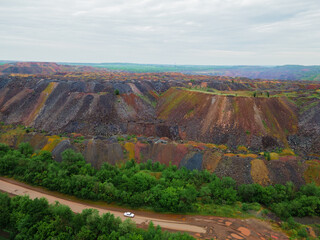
0, 192, 194, 239
1, 142, 320, 220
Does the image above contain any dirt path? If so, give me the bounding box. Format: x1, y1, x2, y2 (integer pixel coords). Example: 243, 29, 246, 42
0, 178, 288, 239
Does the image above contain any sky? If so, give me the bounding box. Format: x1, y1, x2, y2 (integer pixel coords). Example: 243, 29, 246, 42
0, 0, 320, 65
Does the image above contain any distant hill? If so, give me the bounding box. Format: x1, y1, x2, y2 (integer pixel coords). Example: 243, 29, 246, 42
66, 63, 320, 81
193, 65, 320, 81
1, 61, 320, 81
0, 62, 103, 75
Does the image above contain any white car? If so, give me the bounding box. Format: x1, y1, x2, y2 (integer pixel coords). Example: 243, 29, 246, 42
124, 212, 135, 218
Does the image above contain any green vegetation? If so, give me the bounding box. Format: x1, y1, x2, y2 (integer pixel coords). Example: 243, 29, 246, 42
301, 101, 319, 113
281, 217, 311, 239
1, 143, 320, 222
114, 89, 120, 95
264, 152, 271, 161
73, 136, 85, 143
262, 120, 268, 129
65, 63, 320, 80
183, 87, 278, 98
117, 136, 125, 142
71, 62, 218, 73
0, 236, 8, 240
0, 192, 193, 240
137, 94, 156, 107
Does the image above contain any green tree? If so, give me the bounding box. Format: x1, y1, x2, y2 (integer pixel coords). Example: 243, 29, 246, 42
158, 187, 180, 212
0, 193, 11, 229
0, 143, 9, 156
61, 149, 87, 176
18, 142, 34, 156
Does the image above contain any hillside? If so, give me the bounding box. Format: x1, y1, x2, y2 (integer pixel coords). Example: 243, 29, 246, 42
0, 72, 319, 150
0, 62, 103, 75
67, 63, 320, 81
1, 61, 320, 81
0, 67, 319, 185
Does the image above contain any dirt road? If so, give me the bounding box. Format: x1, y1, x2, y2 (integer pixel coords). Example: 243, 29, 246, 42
0, 178, 288, 239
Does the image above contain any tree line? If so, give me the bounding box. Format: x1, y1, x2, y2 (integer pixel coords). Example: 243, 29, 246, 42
0, 192, 194, 240
0, 142, 320, 219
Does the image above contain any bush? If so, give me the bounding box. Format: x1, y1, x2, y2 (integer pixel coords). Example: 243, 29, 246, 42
261, 209, 269, 216
242, 203, 249, 212
264, 152, 271, 161
0, 192, 195, 240
237, 145, 248, 152
1, 143, 320, 219
0, 143, 9, 155
297, 228, 308, 238
18, 142, 33, 156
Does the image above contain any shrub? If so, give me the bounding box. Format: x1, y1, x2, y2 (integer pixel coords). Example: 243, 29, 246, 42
270, 152, 279, 160
264, 152, 271, 161
297, 228, 308, 238
18, 142, 34, 156
242, 203, 249, 212
237, 145, 248, 153
0, 143, 9, 154
217, 144, 228, 150
261, 209, 269, 216
279, 148, 295, 156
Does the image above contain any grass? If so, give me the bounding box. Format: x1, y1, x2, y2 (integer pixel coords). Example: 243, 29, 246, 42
183, 87, 278, 98
0, 126, 26, 144
68, 63, 220, 73
73, 136, 85, 144
158, 88, 201, 119
301, 101, 319, 113
137, 94, 157, 108
183, 87, 320, 105
194, 202, 261, 218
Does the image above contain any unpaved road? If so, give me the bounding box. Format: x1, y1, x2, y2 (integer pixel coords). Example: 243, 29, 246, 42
0, 178, 288, 239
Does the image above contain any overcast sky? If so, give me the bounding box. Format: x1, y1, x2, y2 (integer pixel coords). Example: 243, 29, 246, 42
1, 0, 320, 65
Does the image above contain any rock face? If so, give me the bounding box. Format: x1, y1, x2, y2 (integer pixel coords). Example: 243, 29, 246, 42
0, 74, 319, 157
0, 65, 319, 186
0, 77, 157, 136
157, 88, 298, 150
289, 102, 320, 156
0, 128, 310, 186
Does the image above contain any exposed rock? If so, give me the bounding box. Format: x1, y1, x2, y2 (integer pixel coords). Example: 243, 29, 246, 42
52, 140, 74, 162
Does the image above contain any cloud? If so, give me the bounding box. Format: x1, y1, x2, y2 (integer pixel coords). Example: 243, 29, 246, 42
0, 0, 319, 64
